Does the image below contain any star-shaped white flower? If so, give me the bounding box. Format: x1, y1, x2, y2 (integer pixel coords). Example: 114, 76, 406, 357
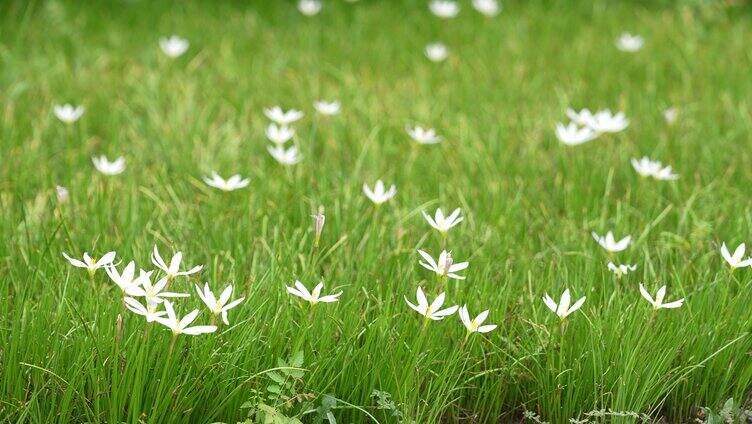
472, 0, 500, 16
429, 0, 459, 18
542, 288, 586, 319
592, 231, 631, 253
607, 262, 637, 277
92, 155, 125, 176
140, 275, 190, 304
267, 145, 303, 166
405, 287, 458, 320
639, 284, 683, 310
53, 104, 85, 123
631, 157, 679, 181
588, 109, 629, 133
195, 283, 245, 325
616, 33, 644, 52
407, 125, 442, 144
424, 43, 448, 62
720, 242, 752, 269
297, 0, 322, 16
154, 300, 217, 335
363, 180, 396, 205
422, 208, 463, 234
203, 172, 250, 191
105, 262, 148, 296
159, 35, 189, 57
555, 122, 598, 146
286, 280, 342, 305
266, 123, 295, 144
314, 100, 340, 116
62, 251, 116, 275
151, 245, 203, 280
459, 305, 497, 333
124, 297, 167, 322
264, 106, 304, 125
417, 249, 469, 280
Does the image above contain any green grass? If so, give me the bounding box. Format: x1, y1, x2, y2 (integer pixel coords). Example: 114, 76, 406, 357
2, 0, 752, 422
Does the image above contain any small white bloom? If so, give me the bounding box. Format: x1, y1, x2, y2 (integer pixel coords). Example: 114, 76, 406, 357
105, 262, 149, 296
151, 245, 203, 280
407, 125, 442, 144
422, 208, 463, 234
472, 0, 500, 16
429, 0, 459, 18
312, 206, 325, 246
565, 108, 595, 127
555, 122, 598, 146
297, 0, 322, 16
56, 185, 69, 203
92, 155, 125, 176
264, 106, 304, 125
124, 297, 167, 322
62, 251, 116, 274
616, 33, 644, 52
405, 286, 458, 320
631, 157, 678, 181
266, 123, 295, 144
639, 283, 684, 310
267, 145, 303, 166
588, 109, 629, 133
424, 43, 448, 62
203, 172, 250, 191
417, 249, 469, 280
720, 242, 752, 269
286, 280, 342, 305
363, 180, 396, 205
313, 100, 340, 116
542, 288, 586, 319
154, 300, 217, 335
459, 305, 497, 333
607, 262, 637, 277
592, 231, 631, 253
53, 104, 85, 123
141, 275, 190, 304
159, 35, 189, 58
195, 283, 245, 325
664, 107, 678, 125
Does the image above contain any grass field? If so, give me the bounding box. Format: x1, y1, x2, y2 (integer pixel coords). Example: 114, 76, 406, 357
3, 0, 752, 422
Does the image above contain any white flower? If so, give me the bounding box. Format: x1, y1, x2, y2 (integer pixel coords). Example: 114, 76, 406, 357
53, 104, 84, 123
607, 262, 637, 277
555, 122, 598, 146
422, 208, 463, 234
151, 245, 203, 280
159, 35, 189, 58
417, 249, 469, 280
203, 172, 250, 191
267, 145, 303, 166
286, 280, 342, 305
405, 287, 458, 320
363, 180, 396, 205
592, 231, 631, 253
92, 155, 125, 176
631, 157, 679, 181
720, 242, 752, 269
424, 43, 448, 62
664, 107, 678, 125
264, 106, 304, 125
154, 300, 217, 335
124, 297, 166, 322
312, 206, 325, 246
639, 284, 684, 310
472, 0, 500, 16
616, 33, 644, 52
429, 0, 459, 18
459, 305, 497, 333
297, 0, 322, 16
565, 108, 595, 127
542, 288, 586, 319
588, 109, 629, 133
195, 283, 245, 325
266, 123, 295, 144
56, 185, 69, 203
407, 125, 442, 144
105, 262, 149, 296
140, 275, 190, 304
62, 251, 116, 275
314, 100, 340, 116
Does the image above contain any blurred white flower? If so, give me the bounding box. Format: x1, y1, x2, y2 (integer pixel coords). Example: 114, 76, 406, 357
407, 125, 442, 144
314, 100, 340, 115
195, 283, 245, 325
287, 280, 342, 305
542, 288, 585, 319
203, 172, 250, 191
267, 145, 303, 166
429, 0, 459, 18
124, 297, 166, 322
266, 123, 295, 144
459, 305, 497, 333
62, 251, 116, 275
592, 231, 631, 253
312, 206, 325, 247
565, 108, 595, 127
53, 104, 85, 123
664, 107, 678, 125
159, 35, 189, 58
92, 155, 125, 176
155, 300, 217, 335
405, 286, 458, 320
151, 245, 203, 280
417, 249, 468, 280
588, 109, 629, 133
424, 43, 448, 62
298, 0, 322, 16
423, 208, 463, 234
555, 122, 598, 146
607, 262, 637, 277
105, 262, 149, 296
264, 106, 304, 125
616, 33, 644, 52
363, 180, 396, 205
631, 157, 679, 181
720, 242, 752, 269
472, 0, 500, 16
639, 284, 683, 310
56, 185, 69, 203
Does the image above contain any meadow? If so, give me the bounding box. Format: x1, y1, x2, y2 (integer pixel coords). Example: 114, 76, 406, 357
2, 0, 752, 422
